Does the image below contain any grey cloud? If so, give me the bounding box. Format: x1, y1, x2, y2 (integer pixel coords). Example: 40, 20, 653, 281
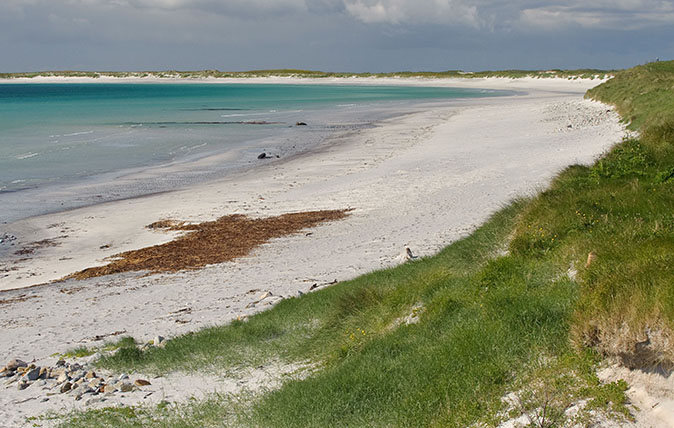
342, 0, 480, 26
7, 1, 674, 29
339, 0, 674, 30
518, 1, 674, 30
1, 0, 673, 73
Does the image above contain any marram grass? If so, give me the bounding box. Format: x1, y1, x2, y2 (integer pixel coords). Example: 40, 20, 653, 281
54, 61, 674, 427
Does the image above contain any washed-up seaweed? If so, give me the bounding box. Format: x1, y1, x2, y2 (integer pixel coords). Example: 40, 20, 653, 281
68, 209, 350, 280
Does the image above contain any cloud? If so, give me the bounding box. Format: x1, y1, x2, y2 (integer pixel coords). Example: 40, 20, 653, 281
341, 0, 674, 30
519, 1, 674, 30
2, 0, 673, 73
343, 0, 480, 26
67, 0, 311, 18
7, 0, 674, 29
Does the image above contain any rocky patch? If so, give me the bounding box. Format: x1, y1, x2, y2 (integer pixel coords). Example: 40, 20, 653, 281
1, 357, 152, 406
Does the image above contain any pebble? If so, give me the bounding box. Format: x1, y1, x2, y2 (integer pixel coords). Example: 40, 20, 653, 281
24, 367, 41, 381
119, 383, 134, 393
85, 397, 105, 406
5, 374, 20, 385
5, 359, 27, 371
4, 355, 161, 404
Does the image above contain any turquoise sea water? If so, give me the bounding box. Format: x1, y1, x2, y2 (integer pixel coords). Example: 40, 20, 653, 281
0, 83, 507, 222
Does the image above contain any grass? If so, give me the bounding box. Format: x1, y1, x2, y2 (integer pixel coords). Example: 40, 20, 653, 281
0, 68, 613, 81
57, 337, 138, 359
58, 202, 626, 427
52, 61, 674, 427
586, 61, 674, 130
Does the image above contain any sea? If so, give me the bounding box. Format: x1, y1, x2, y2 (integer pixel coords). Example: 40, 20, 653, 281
0, 83, 508, 223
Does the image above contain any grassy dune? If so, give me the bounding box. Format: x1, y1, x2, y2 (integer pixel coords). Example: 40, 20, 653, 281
0, 68, 612, 80
54, 62, 674, 427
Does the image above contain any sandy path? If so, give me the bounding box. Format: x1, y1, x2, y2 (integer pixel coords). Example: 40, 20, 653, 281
0, 77, 628, 425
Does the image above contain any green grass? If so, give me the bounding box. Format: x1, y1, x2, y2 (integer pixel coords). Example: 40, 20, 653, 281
53, 61, 674, 427
0, 68, 613, 81
98, 201, 527, 374
57, 337, 138, 359
56, 201, 626, 427
586, 61, 674, 130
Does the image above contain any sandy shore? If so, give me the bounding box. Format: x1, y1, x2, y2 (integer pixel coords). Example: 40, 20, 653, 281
0, 77, 627, 425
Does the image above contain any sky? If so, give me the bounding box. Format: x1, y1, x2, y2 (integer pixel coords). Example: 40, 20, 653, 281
1, 0, 673, 73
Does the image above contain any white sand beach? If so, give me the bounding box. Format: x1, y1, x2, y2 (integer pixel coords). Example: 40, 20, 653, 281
0, 77, 629, 425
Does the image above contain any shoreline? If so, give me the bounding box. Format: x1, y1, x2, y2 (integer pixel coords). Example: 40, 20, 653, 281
0, 74, 599, 90
0, 82, 506, 224
0, 77, 620, 293
0, 77, 626, 425
0, 75, 623, 305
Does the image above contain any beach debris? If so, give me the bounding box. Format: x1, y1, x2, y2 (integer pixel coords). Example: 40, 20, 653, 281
134, 379, 151, 387
0, 233, 17, 244
585, 251, 598, 268
246, 291, 274, 308
296, 121, 308, 126
13, 237, 64, 256
394, 247, 419, 264
153, 335, 166, 347
67, 209, 351, 280
308, 279, 338, 292
90, 330, 127, 342
147, 219, 187, 229
257, 152, 268, 159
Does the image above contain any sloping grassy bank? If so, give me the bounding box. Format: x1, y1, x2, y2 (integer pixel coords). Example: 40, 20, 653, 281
55, 62, 674, 427
576, 60, 674, 368
60, 203, 627, 428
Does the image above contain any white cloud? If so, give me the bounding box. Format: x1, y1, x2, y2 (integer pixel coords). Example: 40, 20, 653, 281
519, 1, 674, 30
343, 0, 480, 26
